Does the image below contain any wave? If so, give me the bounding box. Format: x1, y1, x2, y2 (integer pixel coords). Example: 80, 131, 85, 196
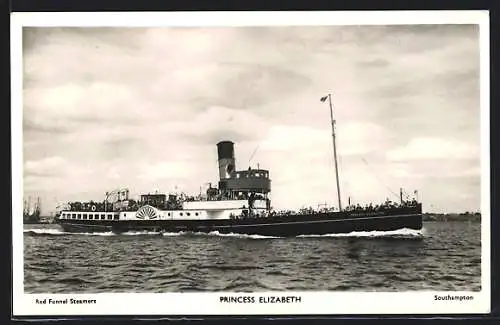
24, 228, 68, 236
122, 231, 163, 236
23, 228, 160, 237
296, 228, 424, 238
24, 227, 424, 239
158, 230, 280, 239
24, 228, 115, 236
164, 231, 281, 239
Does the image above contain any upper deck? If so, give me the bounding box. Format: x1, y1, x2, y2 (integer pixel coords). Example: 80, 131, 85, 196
219, 168, 271, 194
182, 198, 268, 210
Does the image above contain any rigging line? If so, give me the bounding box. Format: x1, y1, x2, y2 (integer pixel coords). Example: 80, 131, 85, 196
401, 188, 411, 199
248, 143, 260, 165
360, 157, 400, 200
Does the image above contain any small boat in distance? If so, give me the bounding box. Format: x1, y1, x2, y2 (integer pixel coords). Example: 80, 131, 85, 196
54, 95, 422, 236
24, 196, 41, 224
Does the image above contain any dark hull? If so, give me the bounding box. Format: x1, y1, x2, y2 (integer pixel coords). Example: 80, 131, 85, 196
24, 220, 41, 224
55, 206, 422, 237
24, 213, 41, 224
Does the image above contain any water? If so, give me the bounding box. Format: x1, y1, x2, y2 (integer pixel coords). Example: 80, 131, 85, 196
23, 222, 481, 293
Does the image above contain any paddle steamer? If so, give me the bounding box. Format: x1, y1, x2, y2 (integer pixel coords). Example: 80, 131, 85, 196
54, 95, 422, 236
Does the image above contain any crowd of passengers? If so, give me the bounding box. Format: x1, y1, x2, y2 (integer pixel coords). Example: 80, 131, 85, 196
65, 189, 271, 212
230, 198, 419, 219
65, 200, 172, 212
66, 201, 112, 212
66, 196, 418, 215
343, 198, 419, 212
184, 193, 267, 202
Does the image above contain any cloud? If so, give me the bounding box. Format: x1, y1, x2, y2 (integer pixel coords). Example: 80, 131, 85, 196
21, 24, 481, 214
24, 156, 66, 177
260, 121, 388, 157
177, 105, 270, 145
388, 160, 480, 179
138, 162, 194, 180
386, 137, 479, 161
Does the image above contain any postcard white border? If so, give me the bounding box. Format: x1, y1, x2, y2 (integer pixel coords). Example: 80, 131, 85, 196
11, 10, 491, 316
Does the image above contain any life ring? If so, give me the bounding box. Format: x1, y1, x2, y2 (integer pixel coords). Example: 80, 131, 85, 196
91, 205, 97, 212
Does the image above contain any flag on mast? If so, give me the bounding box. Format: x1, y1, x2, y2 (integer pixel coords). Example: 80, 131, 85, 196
320, 95, 328, 102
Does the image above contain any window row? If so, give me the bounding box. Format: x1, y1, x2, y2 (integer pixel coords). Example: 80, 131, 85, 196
61, 213, 119, 220
235, 172, 269, 179
60, 211, 203, 220
167, 212, 200, 217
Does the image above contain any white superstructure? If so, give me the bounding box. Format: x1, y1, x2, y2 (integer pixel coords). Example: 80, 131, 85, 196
57, 198, 269, 222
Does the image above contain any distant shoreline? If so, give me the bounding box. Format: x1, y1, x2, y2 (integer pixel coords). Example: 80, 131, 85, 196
423, 213, 481, 222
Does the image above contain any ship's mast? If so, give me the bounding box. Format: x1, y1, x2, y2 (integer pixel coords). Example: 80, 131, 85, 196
36, 197, 41, 215
323, 93, 342, 211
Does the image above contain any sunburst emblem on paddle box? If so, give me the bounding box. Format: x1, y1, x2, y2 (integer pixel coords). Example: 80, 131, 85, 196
136, 205, 159, 220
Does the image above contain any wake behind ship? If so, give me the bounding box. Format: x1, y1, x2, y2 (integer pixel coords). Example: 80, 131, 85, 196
54, 95, 422, 236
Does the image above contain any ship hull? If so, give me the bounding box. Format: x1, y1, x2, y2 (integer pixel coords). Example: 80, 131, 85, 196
55, 207, 422, 237
23, 217, 41, 224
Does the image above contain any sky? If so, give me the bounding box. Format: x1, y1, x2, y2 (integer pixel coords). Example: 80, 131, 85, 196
22, 24, 482, 214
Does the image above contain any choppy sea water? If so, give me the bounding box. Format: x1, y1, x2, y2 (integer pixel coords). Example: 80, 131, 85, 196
23, 222, 481, 293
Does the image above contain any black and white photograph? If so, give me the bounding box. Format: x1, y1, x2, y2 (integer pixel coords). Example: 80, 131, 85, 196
12, 11, 490, 316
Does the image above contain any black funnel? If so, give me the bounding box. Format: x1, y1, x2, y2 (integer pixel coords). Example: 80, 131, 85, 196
216, 141, 234, 160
